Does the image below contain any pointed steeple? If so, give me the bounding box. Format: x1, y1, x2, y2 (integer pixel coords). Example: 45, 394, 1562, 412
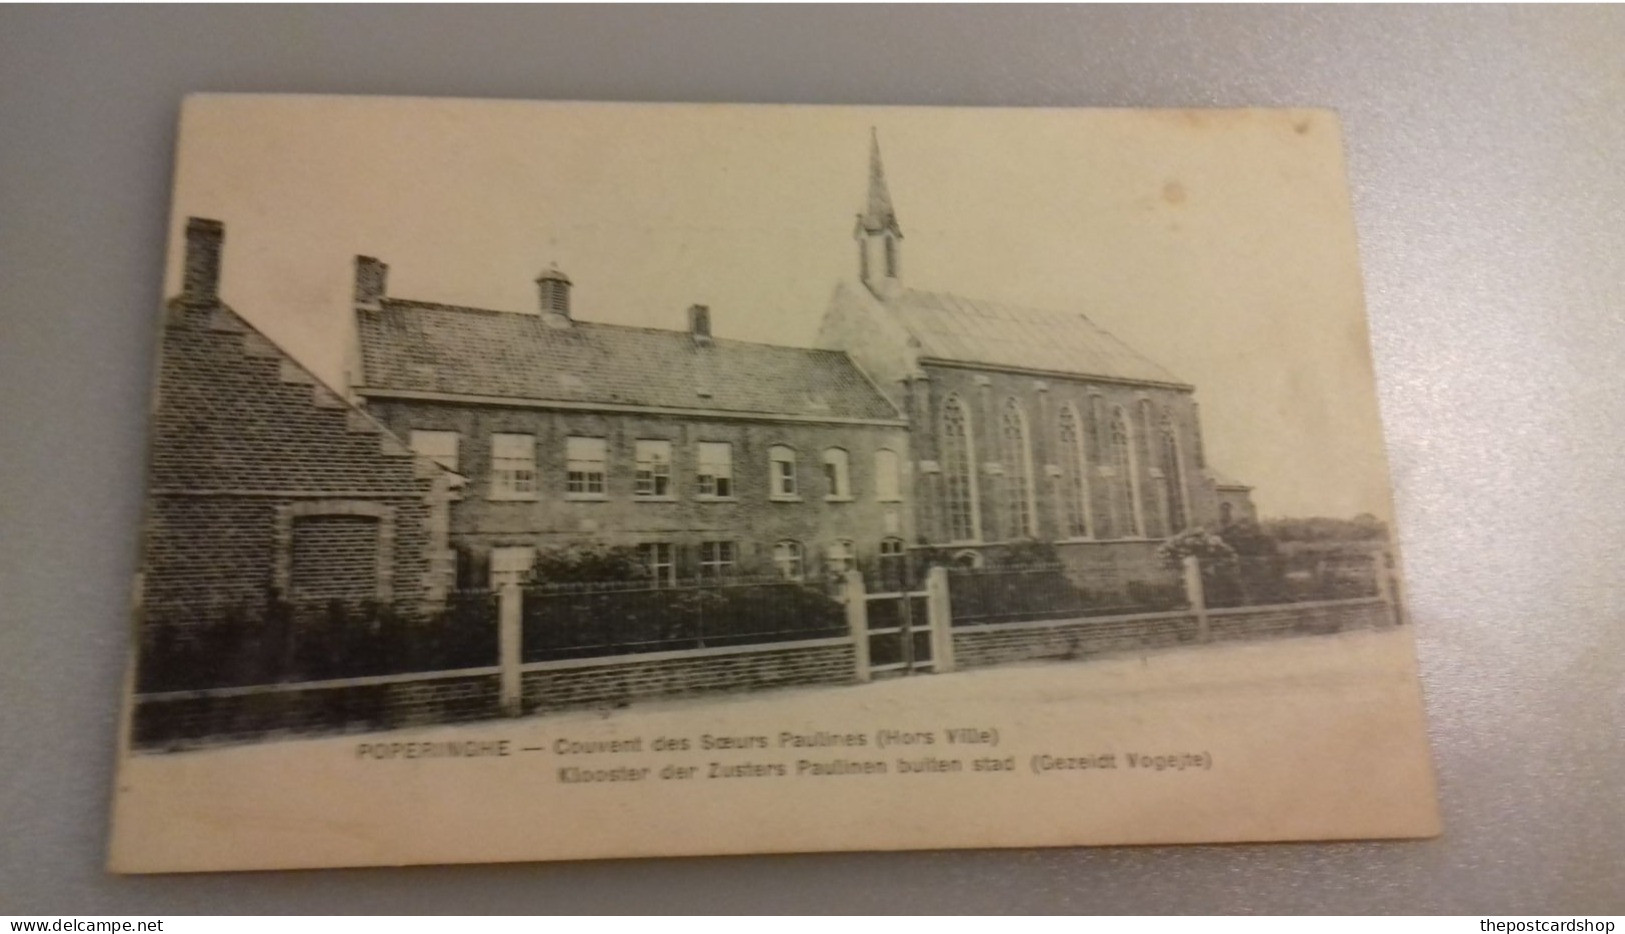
855, 128, 902, 292
859, 128, 901, 235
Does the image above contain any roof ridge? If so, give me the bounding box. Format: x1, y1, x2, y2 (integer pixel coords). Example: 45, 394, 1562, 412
357, 299, 904, 420
900, 285, 1100, 321
879, 284, 1187, 386
381, 297, 846, 355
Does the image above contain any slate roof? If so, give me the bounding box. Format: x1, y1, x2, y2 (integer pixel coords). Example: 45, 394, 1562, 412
356, 300, 903, 421
877, 287, 1187, 387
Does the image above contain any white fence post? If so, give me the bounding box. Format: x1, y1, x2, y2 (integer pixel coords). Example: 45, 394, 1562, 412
1371, 548, 1399, 628
926, 565, 956, 674
844, 569, 871, 684
498, 583, 522, 717
1183, 555, 1210, 643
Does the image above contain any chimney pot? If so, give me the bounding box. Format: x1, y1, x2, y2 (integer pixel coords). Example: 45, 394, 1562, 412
688, 304, 712, 343
354, 256, 388, 308
182, 217, 225, 304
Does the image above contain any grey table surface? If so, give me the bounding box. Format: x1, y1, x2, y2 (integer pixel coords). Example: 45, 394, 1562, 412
1, 5, 1621, 915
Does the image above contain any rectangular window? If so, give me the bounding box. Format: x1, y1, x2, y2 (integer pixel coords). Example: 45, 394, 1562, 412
490, 433, 536, 499
565, 436, 607, 496
769, 445, 797, 500
636, 542, 675, 586
825, 539, 855, 575
822, 448, 850, 500
877, 537, 907, 591
773, 541, 804, 581
874, 449, 901, 501
699, 540, 736, 579
697, 442, 733, 498
634, 440, 673, 498
489, 546, 535, 589
409, 429, 459, 472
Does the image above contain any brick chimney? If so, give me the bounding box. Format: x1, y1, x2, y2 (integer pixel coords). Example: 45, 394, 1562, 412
354, 255, 388, 309
181, 218, 224, 305
688, 304, 712, 345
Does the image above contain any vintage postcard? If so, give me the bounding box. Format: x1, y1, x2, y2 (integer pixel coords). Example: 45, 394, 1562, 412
109, 96, 1439, 873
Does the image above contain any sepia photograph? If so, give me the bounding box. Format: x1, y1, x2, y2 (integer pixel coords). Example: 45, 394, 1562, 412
109, 96, 1439, 872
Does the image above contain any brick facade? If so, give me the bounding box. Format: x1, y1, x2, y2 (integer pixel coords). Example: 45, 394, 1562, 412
130, 637, 857, 749
520, 640, 856, 712
139, 219, 458, 629
1217, 483, 1259, 527
909, 362, 1220, 552
818, 138, 1255, 567
364, 398, 912, 584
350, 254, 913, 589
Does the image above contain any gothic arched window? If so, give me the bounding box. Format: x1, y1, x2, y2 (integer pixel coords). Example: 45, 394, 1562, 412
1000, 398, 1035, 540
1107, 406, 1143, 538
1138, 399, 1162, 537
1057, 403, 1091, 539
940, 395, 979, 543
1160, 410, 1188, 534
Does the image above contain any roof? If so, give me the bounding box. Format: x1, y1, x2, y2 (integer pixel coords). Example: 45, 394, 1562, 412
1209, 469, 1252, 490
876, 286, 1187, 387
535, 264, 571, 285
356, 300, 903, 422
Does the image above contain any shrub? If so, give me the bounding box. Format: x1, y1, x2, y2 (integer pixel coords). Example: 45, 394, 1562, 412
530, 543, 649, 585
1157, 528, 1238, 575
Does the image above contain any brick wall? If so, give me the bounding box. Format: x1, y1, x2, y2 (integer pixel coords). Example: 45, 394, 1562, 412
1217, 487, 1259, 525
953, 612, 1199, 669
521, 641, 856, 711
131, 673, 500, 750
132, 639, 858, 748
1208, 599, 1390, 641
288, 514, 382, 600
365, 398, 912, 581
952, 597, 1390, 670
141, 302, 455, 624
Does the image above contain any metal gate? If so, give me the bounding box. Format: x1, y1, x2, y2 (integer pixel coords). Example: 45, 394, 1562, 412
864, 585, 933, 676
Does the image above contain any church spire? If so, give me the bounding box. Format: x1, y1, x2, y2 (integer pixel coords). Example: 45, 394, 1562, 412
855, 128, 902, 292
860, 128, 900, 235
